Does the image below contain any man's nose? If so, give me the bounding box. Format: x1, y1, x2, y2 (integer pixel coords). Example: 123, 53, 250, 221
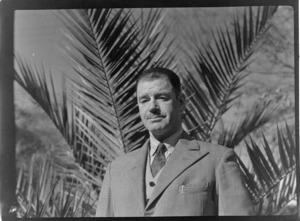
149, 99, 159, 111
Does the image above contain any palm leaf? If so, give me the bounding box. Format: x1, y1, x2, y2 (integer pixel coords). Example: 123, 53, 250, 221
15, 154, 97, 217
16, 154, 59, 217
57, 8, 174, 181
217, 100, 277, 148
14, 54, 75, 146
240, 123, 296, 215
182, 6, 278, 141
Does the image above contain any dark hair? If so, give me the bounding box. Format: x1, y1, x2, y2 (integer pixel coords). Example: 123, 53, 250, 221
136, 67, 181, 97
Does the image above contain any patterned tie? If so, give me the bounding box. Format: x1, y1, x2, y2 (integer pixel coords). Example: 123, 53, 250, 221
151, 143, 167, 177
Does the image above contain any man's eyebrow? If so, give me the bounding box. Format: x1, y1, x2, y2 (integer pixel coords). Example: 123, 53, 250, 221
155, 92, 171, 96
137, 94, 149, 99
137, 91, 171, 99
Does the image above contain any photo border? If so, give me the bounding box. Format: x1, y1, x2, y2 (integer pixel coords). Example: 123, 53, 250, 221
0, 0, 298, 220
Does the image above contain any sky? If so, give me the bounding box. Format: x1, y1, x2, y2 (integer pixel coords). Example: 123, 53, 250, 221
14, 10, 75, 87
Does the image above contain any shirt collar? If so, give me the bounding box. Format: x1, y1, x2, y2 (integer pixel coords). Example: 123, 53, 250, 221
149, 128, 183, 156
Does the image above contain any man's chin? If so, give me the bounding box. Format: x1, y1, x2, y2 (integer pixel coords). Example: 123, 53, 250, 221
147, 126, 165, 134
148, 127, 164, 133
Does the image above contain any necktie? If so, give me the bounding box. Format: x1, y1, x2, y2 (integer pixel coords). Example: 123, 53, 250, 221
151, 143, 167, 177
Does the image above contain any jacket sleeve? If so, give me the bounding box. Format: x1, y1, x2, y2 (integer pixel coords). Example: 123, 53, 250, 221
216, 148, 256, 215
95, 163, 114, 217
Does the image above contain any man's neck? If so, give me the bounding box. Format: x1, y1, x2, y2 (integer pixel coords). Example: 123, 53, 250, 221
149, 128, 183, 145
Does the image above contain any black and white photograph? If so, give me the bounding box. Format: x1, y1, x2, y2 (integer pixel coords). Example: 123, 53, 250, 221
0, 0, 298, 219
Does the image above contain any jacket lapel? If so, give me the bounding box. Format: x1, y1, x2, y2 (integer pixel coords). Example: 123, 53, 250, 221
145, 132, 209, 209
126, 140, 149, 213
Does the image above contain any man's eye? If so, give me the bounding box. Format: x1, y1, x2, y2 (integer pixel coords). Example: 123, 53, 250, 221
139, 99, 148, 103
158, 96, 169, 101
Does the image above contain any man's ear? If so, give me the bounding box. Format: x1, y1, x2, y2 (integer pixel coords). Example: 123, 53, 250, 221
178, 93, 186, 110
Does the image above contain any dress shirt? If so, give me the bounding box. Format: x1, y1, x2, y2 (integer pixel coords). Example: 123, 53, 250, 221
149, 128, 183, 164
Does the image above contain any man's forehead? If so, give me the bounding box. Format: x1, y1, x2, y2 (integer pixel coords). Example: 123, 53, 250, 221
136, 78, 176, 98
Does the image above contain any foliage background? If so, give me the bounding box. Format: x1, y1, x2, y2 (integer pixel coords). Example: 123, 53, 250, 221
13, 6, 296, 216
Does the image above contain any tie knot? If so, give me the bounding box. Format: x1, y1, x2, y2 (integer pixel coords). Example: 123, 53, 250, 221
157, 143, 167, 154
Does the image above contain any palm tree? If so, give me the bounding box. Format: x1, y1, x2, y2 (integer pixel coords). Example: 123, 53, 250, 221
14, 6, 296, 216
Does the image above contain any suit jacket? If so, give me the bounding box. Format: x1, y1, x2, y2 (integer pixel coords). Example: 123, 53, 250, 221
96, 132, 255, 216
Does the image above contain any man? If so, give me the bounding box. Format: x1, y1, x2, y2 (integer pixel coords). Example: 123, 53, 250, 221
96, 67, 255, 216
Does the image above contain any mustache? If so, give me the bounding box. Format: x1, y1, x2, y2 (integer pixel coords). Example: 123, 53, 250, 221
146, 114, 166, 119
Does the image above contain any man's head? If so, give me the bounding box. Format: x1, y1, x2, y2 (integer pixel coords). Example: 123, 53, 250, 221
136, 67, 185, 141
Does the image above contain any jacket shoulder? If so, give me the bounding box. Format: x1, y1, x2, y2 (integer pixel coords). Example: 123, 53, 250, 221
195, 140, 234, 163
109, 146, 144, 168
196, 140, 230, 153
183, 132, 230, 157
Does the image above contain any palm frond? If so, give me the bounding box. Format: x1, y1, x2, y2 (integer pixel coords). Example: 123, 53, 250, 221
14, 54, 75, 146
15, 154, 97, 217
59, 8, 172, 149
217, 100, 277, 148
239, 123, 296, 215
131, 8, 179, 69
182, 6, 278, 141
57, 8, 174, 180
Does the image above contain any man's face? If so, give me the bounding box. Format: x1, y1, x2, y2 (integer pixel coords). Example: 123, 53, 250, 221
136, 77, 185, 140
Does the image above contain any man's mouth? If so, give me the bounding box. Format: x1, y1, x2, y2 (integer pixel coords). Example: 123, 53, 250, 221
147, 116, 164, 120
148, 118, 163, 123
